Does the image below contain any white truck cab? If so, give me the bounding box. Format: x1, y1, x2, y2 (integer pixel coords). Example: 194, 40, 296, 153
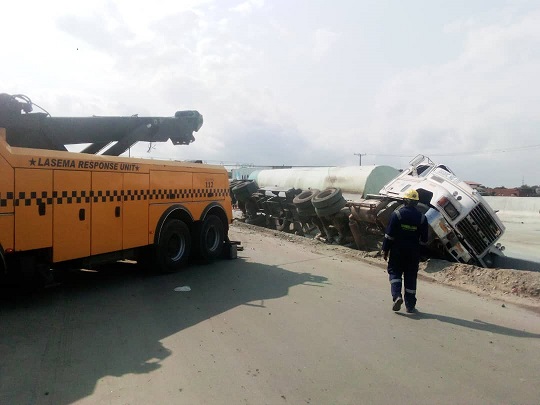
379, 155, 505, 267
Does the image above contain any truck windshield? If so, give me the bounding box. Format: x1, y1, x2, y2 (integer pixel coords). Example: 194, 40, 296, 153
416, 165, 432, 176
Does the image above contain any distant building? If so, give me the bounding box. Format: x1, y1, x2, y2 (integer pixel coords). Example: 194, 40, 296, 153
465, 181, 492, 196
490, 187, 520, 197
465, 181, 483, 189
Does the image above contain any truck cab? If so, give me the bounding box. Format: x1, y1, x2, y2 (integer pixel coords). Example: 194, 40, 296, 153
379, 155, 505, 267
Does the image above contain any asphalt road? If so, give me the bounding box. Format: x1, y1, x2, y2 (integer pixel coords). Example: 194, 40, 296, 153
1, 225, 539, 405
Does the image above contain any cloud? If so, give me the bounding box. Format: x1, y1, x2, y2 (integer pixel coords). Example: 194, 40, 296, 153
366, 9, 540, 185
230, 0, 264, 15
312, 29, 340, 61
4, 1, 540, 187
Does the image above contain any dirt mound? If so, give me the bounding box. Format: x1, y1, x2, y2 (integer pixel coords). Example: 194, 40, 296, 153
420, 260, 540, 302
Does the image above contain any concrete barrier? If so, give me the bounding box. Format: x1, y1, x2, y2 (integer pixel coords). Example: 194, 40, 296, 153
484, 196, 540, 223
484, 197, 540, 267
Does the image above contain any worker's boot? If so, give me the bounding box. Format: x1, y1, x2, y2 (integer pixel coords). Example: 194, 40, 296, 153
392, 296, 403, 311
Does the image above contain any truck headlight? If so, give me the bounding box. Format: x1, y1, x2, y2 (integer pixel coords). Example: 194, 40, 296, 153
437, 196, 459, 220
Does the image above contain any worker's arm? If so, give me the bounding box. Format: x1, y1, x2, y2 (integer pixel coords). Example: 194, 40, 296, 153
382, 211, 399, 260
418, 213, 429, 258
419, 213, 428, 246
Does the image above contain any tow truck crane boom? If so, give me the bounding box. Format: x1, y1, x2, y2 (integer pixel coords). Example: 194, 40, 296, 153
0, 93, 203, 156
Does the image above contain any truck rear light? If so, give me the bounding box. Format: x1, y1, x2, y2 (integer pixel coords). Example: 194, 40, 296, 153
5, 248, 14, 254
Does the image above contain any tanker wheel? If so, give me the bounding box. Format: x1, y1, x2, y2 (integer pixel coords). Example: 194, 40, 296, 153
293, 221, 305, 236
246, 215, 266, 226
275, 217, 291, 232
312, 188, 343, 209
315, 198, 347, 217
156, 219, 191, 273
297, 206, 316, 217
302, 221, 317, 234
232, 181, 258, 202
293, 189, 320, 209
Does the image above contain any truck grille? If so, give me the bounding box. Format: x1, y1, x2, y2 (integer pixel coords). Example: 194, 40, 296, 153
456, 204, 503, 255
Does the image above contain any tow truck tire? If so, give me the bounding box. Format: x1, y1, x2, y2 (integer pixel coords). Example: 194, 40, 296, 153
156, 219, 191, 273
312, 188, 343, 209
198, 215, 225, 260
315, 198, 347, 217
0, 247, 6, 279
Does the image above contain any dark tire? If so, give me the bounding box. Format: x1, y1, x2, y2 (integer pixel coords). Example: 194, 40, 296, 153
198, 215, 225, 260
265, 216, 277, 229
315, 198, 347, 217
297, 206, 316, 217
245, 215, 266, 226
232, 181, 258, 202
293, 221, 305, 236
245, 199, 259, 217
293, 189, 320, 209
275, 217, 291, 232
156, 219, 191, 273
312, 188, 343, 209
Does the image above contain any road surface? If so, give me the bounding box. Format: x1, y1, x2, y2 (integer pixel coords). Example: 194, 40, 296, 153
1, 223, 539, 405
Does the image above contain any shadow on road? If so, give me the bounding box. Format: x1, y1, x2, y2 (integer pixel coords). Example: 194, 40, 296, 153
0, 257, 327, 405
397, 311, 540, 338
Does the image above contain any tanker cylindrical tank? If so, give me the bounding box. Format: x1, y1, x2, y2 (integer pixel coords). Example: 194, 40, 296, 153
250, 166, 399, 200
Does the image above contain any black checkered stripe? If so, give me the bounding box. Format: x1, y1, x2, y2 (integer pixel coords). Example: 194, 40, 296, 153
0, 188, 229, 207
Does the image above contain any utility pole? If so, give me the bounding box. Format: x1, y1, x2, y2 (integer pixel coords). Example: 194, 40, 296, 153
354, 153, 366, 166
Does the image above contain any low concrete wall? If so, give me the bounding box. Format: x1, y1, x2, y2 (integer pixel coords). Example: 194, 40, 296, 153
484, 196, 540, 223
484, 197, 540, 267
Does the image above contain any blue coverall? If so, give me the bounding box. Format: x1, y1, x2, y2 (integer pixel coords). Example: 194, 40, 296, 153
382, 204, 429, 310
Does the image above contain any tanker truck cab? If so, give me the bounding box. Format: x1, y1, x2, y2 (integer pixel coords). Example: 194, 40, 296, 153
379, 155, 505, 267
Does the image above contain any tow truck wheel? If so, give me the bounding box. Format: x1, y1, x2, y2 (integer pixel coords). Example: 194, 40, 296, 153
198, 215, 225, 260
156, 219, 191, 273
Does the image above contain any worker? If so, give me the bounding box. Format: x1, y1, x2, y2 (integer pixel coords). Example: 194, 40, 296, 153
382, 189, 428, 313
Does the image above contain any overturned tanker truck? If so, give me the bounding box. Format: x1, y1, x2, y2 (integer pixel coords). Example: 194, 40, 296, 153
230, 155, 506, 268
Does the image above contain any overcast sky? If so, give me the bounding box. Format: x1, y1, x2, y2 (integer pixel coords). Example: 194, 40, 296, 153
2, 0, 539, 187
